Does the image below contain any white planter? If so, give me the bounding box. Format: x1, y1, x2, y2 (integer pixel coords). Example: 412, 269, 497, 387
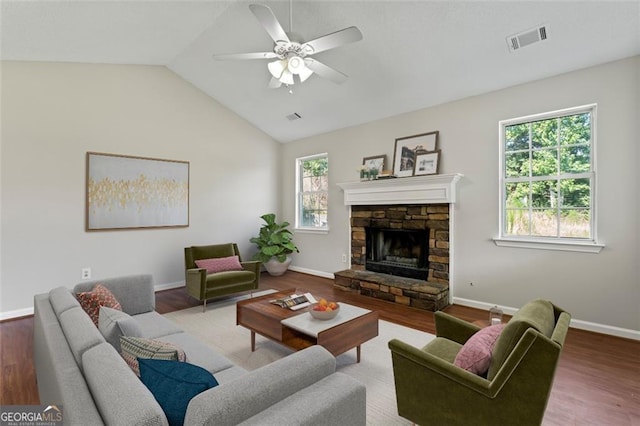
264, 256, 292, 276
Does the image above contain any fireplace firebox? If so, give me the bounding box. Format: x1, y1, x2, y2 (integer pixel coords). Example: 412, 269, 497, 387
365, 228, 429, 280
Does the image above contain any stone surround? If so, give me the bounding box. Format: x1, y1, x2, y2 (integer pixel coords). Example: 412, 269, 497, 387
335, 203, 450, 311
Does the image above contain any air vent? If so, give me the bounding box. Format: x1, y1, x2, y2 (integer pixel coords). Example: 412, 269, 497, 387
507, 24, 549, 52
286, 113, 302, 121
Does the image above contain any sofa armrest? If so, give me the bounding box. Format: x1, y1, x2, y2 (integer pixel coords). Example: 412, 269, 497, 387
185, 346, 336, 425
434, 311, 481, 344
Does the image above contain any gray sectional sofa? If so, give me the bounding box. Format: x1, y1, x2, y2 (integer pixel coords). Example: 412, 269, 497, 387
33, 274, 366, 425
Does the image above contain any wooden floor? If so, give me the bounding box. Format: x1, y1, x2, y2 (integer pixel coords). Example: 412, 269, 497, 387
2, 271, 639, 425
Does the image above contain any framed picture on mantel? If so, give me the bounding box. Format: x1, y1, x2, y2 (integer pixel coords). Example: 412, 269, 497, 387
414, 150, 440, 176
392, 131, 439, 177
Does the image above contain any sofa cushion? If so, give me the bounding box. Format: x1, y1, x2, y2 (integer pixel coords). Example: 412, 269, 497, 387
157, 332, 236, 375
131, 311, 183, 339
49, 287, 80, 316
58, 307, 105, 370
195, 255, 243, 274
120, 336, 186, 376
83, 343, 167, 426
98, 307, 143, 351
73, 274, 155, 315
76, 284, 122, 326
139, 359, 218, 426
454, 324, 505, 376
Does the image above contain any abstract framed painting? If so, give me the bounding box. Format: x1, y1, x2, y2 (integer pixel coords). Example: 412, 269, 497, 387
86, 152, 189, 231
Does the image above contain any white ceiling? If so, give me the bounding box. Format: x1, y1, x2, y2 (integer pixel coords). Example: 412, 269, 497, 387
2, 1, 639, 142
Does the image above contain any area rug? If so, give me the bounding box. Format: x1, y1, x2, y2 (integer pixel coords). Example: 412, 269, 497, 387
164, 291, 435, 425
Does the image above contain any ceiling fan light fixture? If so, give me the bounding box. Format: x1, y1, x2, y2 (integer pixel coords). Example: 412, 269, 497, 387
298, 66, 313, 82
280, 70, 295, 85
287, 56, 305, 74
268, 60, 286, 78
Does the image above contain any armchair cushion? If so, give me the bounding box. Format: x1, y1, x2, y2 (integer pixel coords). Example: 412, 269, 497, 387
454, 324, 505, 376
195, 256, 243, 273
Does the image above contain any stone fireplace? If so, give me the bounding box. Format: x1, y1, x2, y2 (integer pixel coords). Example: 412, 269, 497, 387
336, 174, 462, 312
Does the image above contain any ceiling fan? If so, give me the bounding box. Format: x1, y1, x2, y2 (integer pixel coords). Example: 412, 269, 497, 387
213, 2, 363, 88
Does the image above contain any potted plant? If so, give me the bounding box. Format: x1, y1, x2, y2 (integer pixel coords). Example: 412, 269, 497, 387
250, 213, 299, 276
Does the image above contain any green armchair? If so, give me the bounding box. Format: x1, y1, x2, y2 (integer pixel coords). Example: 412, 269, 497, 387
388, 299, 571, 426
184, 243, 261, 311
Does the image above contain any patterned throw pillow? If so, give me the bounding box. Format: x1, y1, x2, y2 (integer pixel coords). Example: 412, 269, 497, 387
454, 324, 506, 376
120, 336, 187, 377
195, 255, 243, 274
76, 284, 122, 326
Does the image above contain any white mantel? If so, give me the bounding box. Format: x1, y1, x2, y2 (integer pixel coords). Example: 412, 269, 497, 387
337, 173, 463, 205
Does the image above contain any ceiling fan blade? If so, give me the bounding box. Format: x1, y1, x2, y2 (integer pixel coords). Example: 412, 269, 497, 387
304, 58, 348, 84
302, 26, 363, 55
213, 52, 278, 60
268, 77, 282, 89
249, 4, 290, 43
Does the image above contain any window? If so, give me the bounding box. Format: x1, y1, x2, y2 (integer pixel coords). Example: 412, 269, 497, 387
296, 153, 328, 231
497, 104, 603, 252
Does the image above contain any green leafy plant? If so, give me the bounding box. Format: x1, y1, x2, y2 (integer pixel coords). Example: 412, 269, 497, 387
250, 213, 299, 263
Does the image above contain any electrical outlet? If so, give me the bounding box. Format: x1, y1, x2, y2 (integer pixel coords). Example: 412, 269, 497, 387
82, 268, 91, 280
341, 253, 347, 263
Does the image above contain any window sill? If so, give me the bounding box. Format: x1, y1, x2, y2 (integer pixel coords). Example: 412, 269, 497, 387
493, 237, 604, 253
295, 227, 329, 235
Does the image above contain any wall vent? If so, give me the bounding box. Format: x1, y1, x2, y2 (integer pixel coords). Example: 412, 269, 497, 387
507, 24, 548, 52
286, 112, 302, 121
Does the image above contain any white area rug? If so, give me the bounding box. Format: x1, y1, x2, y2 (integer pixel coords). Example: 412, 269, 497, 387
164, 291, 436, 425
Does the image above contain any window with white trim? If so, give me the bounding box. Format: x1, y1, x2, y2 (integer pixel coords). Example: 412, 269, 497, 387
296, 153, 328, 231
498, 104, 599, 248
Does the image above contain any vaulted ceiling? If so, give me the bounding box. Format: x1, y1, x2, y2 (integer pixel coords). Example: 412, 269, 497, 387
2, 1, 639, 142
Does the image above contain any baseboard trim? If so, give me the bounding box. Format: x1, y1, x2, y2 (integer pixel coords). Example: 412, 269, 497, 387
0, 307, 34, 321
288, 266, 335, 280
154, 281, 184, 292
453, 297, 640, 341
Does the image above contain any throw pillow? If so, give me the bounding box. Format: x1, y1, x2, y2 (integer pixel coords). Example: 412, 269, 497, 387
195, 255, 243, 274
139, 359, 218, 426
454, 324, 506, 376
98, 307, 143, 351
120, 336, 187, 377
76, 284, 122, 326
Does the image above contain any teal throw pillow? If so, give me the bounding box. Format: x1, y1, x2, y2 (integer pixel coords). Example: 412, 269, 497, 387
139, 359, 218, 426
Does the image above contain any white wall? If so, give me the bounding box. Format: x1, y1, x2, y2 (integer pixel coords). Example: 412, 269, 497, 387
281, 56, 639, 333
0, 61, 280, 317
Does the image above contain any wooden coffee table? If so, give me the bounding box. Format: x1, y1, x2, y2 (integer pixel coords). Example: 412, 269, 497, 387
236, 289, 379, 362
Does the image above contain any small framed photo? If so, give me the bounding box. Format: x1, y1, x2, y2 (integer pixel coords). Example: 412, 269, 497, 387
414, 150, 440, 176
362, 155, 386, 175
392, 131, 439, 177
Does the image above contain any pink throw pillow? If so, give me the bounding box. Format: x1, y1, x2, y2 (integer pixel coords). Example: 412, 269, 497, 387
454, 324, 506, 376
195, 256, 243, 274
